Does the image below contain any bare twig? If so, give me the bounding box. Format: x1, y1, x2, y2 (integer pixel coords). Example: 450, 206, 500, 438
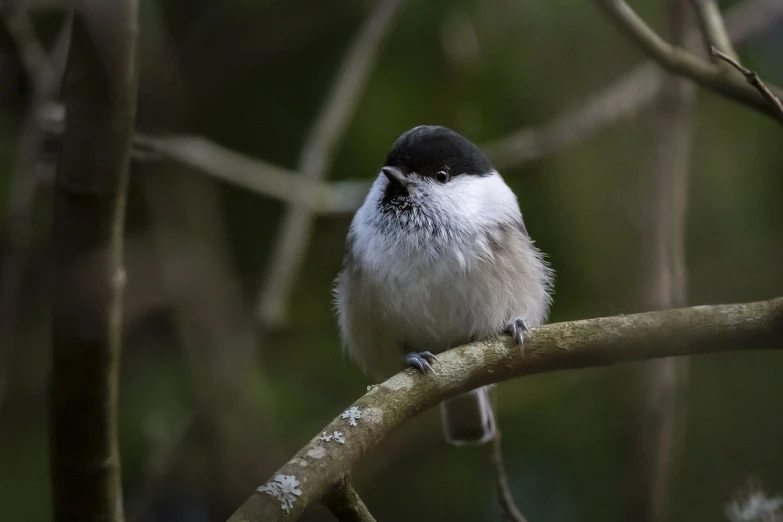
491, 426, 528, 522
591, 0, 783, 122
710, 46, 783, 122
48, 1, 139, 521
484, 0, 783, 168
322, 478, 378, 522
631, 2, 694, 520
690, 0, 738, 60
255, 0, 404, 327
31, 1, 782, 211
1, 2, 54, 95
137, 134, 370, 213
0, 13, 71, 410
484, 65, 661, 169
227, 298, 783, 522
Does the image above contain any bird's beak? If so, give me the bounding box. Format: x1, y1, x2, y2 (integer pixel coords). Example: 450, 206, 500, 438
382, 166, 409, 188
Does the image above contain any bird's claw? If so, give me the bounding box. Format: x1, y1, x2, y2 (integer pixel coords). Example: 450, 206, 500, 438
504, 319, 529, 353
405, 351, 439, 373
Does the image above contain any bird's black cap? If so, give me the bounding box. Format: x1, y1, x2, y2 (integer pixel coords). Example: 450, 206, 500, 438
384, 126, 493, 181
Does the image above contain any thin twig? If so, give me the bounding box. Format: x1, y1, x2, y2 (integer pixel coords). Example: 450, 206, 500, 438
491, 422, 528, 522
484, 0, 783, 168
690, 0, 738, 61
227, 298, 783, 522
1, 2, 54, 96
484, 65, 660, 169
255, 0, 404, 328
592, 0, 783, 122
322, 477, 378, 522
0, 12, 71, 410
710, 46, 783, 122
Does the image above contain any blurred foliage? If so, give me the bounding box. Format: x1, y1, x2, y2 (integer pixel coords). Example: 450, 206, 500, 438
1, 0, 782, 521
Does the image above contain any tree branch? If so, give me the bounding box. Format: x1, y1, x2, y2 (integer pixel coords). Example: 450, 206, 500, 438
255, 0, 404, 328
710, 47, 783, 122
591, 0, 783, 123
33, 0, 782, 208
481, 0, 783, 169
1, 1, 54, 96
226, 298, 783, 522
322, 478, 378, 522
48, 1, 139, 521
631, 1, 694, 519
690, 0, 738, 61
135, 134, 370, 213
0, 12, 71, 410
491, 424, 528, 522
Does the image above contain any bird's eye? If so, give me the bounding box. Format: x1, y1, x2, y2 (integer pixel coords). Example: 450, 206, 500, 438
436, 169, 450, 183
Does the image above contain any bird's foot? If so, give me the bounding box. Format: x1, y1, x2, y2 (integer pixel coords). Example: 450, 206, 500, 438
405, 351, 439, 373
504, 319, 530, 353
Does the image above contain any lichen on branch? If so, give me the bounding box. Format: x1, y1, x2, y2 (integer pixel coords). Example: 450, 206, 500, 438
227, 298, 783, 522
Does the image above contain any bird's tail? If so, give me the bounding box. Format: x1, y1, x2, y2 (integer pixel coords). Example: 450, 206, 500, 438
440, 386, 496, 446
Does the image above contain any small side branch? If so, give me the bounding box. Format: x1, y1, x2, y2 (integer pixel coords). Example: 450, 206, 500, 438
690, 0, 738, 60
136, 134, 370, 213
592, 0, 783, 122
491, 429, 528, 522
710, 47, 783, 122
322, 478, 378, 522
255, 0, 404, 328
484, 0, 783, 169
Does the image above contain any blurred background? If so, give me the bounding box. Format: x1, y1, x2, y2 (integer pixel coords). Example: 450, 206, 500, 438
1, 0, 782, 520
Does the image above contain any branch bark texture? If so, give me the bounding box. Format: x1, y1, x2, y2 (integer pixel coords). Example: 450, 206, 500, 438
227, 298, 783, 522
49, 1, 139, 521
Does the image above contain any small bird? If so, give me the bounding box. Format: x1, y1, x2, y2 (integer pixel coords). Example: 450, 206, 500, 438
334, 125, 553, 445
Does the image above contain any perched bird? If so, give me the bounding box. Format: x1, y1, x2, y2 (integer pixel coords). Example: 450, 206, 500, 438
334, 125, 553, 445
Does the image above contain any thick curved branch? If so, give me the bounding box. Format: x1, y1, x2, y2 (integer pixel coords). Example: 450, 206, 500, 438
592, 0, 783, 124
227, 298, 783, 522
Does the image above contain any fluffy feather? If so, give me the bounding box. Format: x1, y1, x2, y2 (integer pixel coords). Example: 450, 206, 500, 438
335, 170, 553, 379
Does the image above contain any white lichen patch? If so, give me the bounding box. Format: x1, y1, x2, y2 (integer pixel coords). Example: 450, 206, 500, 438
319, 431, 346, 444
366, 384, 377, 392
361, 406, 383, 425
290, 458, 308, 468
257, 474, 302, 513
341, 406, 362, 426
306, 446, 326, 459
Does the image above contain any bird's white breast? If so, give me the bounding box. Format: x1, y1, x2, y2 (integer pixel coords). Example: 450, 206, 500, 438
336, 171, 552, 378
